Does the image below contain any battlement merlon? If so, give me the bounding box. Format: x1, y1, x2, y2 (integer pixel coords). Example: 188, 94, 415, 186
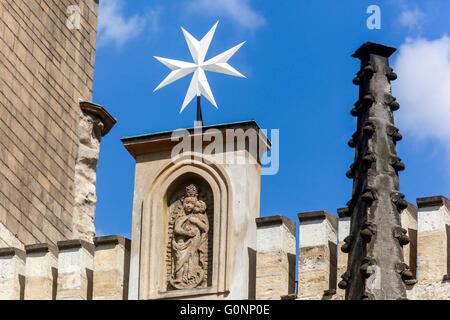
297, 211, 337, 299
0, 194, 450, 300
255, 215, 296, 300
416, 196, 450, 284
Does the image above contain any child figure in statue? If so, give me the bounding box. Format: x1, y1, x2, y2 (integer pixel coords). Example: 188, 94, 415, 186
170, 185, 209, 290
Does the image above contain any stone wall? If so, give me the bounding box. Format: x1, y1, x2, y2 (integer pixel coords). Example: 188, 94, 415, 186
0, 195, 449, 300
0, 0, 99, 246
254, 195, 450, 300
291, 195, 450, 300
0, 235, 130, 300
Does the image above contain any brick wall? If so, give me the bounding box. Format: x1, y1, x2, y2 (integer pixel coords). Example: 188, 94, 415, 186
0, 0, 99, 246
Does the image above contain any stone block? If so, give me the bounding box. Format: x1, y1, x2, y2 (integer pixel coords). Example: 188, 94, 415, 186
416, 196, 450, 284
93, 235, 131, 300
24, 243, 57, 300
0, 247, 26, 299
255, 215, 296, 300
297, 211, 337, 299
56, 239, 94, 300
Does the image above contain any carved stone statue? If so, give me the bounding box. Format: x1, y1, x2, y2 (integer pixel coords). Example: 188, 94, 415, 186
169, 184, 209, 290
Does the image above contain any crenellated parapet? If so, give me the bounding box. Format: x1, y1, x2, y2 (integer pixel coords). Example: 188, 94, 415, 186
254, 196, 449, 300
0, 235, 130, 300
291, 195, 450, 300
0, 196, 449, 300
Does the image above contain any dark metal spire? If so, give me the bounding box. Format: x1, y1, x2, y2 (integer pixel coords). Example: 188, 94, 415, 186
338, 42, 416, 300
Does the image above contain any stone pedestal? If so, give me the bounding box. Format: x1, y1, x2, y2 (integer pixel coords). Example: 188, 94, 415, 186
0, 248, 25, 300
24, 244, 58, 300
56, 240, 94, 300
416, 196, 450, 283
297, 211, 337, 300
93, 235, 131, 300
255, 215, 296, 300
121, 120, 270, 300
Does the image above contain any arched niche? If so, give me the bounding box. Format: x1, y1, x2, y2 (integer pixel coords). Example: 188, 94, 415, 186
165, 173, 214, 290
139, 157, 232, 300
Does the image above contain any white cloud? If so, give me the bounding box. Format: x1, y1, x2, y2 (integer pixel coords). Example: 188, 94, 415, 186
98, 0, 160, 47
399, 7, 425, 32
188, 0, 265, 31
393, 36, 450, 150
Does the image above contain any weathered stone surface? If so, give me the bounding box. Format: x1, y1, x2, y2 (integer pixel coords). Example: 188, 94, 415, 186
401, 203, 418, 280
0, 0, 99, 246
416, 196, 450, 284
255, 215, 296, 300
337, 209, 351, 299
93, 235, 131, 300
56, 239, 94, 300
168, 184, 211, 290
407, 282, 450, 300
24, 243, 58, 300
0, 248, 25, 299
122, 121, 269, 300
344, 42, 408, 300
297, 211, 337, 300
0, 222, 24, 249
73, 102, 116, 243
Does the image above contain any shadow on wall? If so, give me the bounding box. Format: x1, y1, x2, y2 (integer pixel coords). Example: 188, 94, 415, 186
248, 247, 256, 299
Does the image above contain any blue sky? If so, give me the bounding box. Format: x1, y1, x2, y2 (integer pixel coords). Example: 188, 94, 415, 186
92, 0, 450, 238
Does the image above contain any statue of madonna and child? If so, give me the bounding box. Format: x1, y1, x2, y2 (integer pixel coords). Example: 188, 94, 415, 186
169, 184, 210, 290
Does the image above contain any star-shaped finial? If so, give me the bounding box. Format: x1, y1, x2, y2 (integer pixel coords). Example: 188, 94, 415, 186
153, 21, 246, 113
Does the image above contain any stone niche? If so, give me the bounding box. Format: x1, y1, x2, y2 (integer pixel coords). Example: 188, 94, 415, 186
122, 120, 270, 300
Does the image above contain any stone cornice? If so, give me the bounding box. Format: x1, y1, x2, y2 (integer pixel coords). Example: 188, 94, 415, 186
352, 41, 397, 60
0, 247, 26, 261
57, 239, 95, 255
80, 100, 116, 136
416, 195, 450, 211
121, 120, 271, 159
298, 210, 338, 231
93, 235, 131, 249
25, 243, 57, 256
255, 215, 296, 237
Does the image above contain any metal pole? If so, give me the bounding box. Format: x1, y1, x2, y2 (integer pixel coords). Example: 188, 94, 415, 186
196, 95, 203, 127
